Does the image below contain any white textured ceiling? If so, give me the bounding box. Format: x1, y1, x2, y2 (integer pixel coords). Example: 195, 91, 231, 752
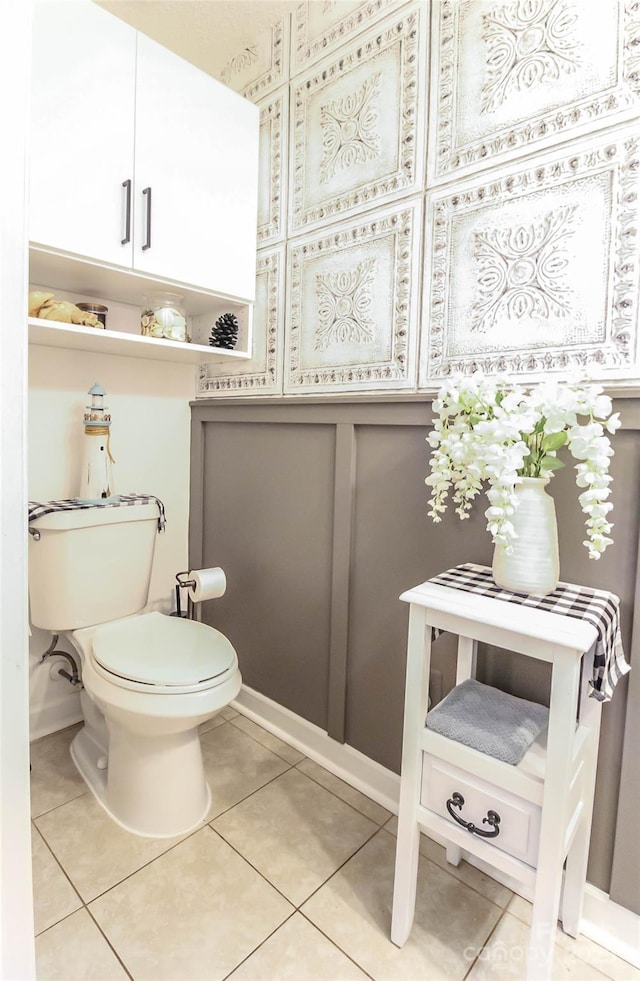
98, 0, 299, 81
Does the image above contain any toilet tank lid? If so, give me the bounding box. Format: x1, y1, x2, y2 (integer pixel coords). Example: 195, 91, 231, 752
29, 500, 161, 531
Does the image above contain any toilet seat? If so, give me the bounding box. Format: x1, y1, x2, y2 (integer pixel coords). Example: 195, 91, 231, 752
91, 611, 237, 694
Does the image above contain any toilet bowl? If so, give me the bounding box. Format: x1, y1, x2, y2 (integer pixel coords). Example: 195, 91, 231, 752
28, 500, 242, 838
68, 612, 241, 837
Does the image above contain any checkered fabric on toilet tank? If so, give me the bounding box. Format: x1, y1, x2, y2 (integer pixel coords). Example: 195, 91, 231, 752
28, 494, 166, 532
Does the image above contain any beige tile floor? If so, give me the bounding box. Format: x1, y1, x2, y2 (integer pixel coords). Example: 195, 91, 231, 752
30, 708, 638, 981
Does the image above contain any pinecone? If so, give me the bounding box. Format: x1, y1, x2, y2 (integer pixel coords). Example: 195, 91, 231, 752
209, 312, 239, 349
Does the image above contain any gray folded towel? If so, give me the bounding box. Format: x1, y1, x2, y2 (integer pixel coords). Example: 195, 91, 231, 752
425, 678, 549, 765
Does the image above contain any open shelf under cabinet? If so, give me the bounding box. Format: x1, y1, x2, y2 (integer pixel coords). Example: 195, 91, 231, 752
28, 317, 251, 364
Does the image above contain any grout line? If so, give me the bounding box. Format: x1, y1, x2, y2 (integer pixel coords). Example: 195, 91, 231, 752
220, 910, 298, 980
226, 713, 306, 765
462, 908, 506, 980
29, 721, 83, 747
209, 808, 382, 915
84, 904, 136, 981
205, 824, 297, 910
297, 824, 383, 909
292, 757, 391, 826
205, 821, 385, 978
31, 788, 89, 822
32, 822, 134, 979
206, 762, 298, 823
377, 823, 513, 915
31, 821, 83, 928
228, 712, 390, 828
36, 740, 298, 911
297, 909, 377, 981
78, 764, 299, 906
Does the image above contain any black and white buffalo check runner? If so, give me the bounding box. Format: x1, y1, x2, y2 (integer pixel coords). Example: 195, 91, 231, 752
28, 494, 166, 533
428, 563, 630, 702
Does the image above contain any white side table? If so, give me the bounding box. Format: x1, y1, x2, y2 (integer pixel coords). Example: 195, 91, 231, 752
391, 572, 607, 980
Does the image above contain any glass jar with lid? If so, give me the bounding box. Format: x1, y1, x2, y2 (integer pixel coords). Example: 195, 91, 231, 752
140, 291, 189, 342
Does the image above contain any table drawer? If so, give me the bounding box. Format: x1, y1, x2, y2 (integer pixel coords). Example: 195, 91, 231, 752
421, 754, 541, 867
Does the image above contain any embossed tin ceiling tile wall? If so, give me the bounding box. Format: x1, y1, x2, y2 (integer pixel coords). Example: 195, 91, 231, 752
428, 0, 640, 185
285, 199, 422, 394
291, 0, 411, 74
197, 245, 285, 397
257, 87, 289, 245
220, 13, 290, 101
419, 125, 640, 387
289, 5, 427, 235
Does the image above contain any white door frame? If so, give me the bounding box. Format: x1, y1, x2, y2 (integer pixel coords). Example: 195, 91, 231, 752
1, 0, 36, 976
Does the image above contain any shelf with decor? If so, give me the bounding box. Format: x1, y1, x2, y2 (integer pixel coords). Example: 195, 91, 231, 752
28, 317, 251, 365
28, 248, 253, 365
27, 0, 259, 368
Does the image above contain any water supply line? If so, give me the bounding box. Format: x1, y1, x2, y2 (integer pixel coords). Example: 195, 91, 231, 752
39, 634, 83, 687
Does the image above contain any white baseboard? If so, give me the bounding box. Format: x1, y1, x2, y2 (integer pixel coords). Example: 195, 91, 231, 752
233, 685, 640, 969
234, 685, 400, 812
581, 888, 640, 969
29, 693, 82, 742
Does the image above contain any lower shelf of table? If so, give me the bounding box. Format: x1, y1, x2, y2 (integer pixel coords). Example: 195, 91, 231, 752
422, 728, 547, 806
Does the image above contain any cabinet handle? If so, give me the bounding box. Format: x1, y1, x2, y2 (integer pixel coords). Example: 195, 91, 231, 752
446, 792, 501, 839
121, 179, 132, 245
142, 186, 152, 251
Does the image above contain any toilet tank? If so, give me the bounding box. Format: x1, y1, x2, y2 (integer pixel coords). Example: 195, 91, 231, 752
29, 504, 160, 630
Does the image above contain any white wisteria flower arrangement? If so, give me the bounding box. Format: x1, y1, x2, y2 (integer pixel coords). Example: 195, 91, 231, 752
426, 374, 621, 560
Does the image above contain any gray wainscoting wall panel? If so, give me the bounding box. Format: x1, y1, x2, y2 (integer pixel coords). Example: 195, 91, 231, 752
190, 397, 639, 904
610, 580, 640, 914
347, 421, 496, 772
196, 418, 335, 729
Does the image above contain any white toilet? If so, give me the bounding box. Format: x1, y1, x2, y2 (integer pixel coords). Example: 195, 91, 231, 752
28, 503, 242, 838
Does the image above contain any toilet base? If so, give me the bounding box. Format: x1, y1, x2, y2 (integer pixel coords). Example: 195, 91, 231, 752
70, 724, 212, 838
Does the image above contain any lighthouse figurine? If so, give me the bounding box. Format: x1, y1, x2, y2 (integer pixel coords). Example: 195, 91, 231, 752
77, 382, 119, 503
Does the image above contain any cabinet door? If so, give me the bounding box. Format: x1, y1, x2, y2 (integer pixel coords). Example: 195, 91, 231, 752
134, 36, 259, 302
29, 0, 136, 267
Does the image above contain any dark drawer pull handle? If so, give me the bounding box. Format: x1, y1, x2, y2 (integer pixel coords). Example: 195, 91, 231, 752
446, 792, 501, 839
142, 186, 152, 251
121, 178, 132, 245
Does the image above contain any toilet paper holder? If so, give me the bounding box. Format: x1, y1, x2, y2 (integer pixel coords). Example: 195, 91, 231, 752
173, 570, 196, 620
172, 567, 227, 620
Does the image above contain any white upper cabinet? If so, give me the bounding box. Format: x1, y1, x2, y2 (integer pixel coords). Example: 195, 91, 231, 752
29, 1, 259, 303
133, 35, 258, 301
29, 1, 136, 268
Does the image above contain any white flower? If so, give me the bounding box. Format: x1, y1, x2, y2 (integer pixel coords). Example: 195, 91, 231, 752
592, 394, 613, 419
606, 412, 622, 434
426, 371, 618, 559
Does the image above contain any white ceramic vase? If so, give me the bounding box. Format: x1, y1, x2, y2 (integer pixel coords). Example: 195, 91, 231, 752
491, 477, 560, 596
